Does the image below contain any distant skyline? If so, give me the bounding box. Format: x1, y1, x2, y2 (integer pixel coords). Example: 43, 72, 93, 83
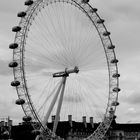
0, 0, 140, 124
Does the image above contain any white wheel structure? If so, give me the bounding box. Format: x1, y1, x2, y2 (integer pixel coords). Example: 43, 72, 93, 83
9, 0, 120, 140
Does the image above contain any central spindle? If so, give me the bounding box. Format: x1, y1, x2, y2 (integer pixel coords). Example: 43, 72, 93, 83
53, 66, 79, 77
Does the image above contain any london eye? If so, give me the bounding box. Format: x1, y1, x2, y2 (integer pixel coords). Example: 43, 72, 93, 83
9, 0, 120, 139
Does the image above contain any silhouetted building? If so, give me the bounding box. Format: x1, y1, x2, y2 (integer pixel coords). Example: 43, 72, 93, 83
0, 117, 12, 139
47, 115, 99, 139
11, 123, 35, 140
1, 116, 140, 140
106, 123, 140, 140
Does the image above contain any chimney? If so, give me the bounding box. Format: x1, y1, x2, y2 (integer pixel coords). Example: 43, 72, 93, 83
68, 115, 72, 121
52, 115, 55, 123
89, 117, 94, 128
82, 116, 87, 128
68, 115, 73, 127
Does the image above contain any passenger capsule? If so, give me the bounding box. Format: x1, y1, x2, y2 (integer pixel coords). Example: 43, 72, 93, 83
111, 59, 119, 64
11, 80, 20, 87
81, 0, 89, 3
113, 115, 117, 119
113, 87, 121, 92
23, 116, 32, 122
90, 8, 98, 13
12, 26, 21, 32
112, 73, 120, 78
31, 130, 41, 135
111, 101, 119, 106
9, 43, 18, 49
97, 19, 105, 24
17, 11, 26, 17
25, 0, 34, 6
15, 99, 25, 105
103, 31, 111, 36
109, 108, 114, 114
108, 45, 115, 49
9, 62, 18, 68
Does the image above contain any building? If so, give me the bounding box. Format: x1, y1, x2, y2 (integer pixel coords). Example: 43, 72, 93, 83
1, 116, 140, 140
0, 117, 12, 139
11, 123, 35, 140
106, 123, 140, 140
47, 115, 98, 139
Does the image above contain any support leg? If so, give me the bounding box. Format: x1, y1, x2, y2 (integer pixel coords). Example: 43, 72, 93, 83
52, 77, 67, 134
42, 78, 64, 127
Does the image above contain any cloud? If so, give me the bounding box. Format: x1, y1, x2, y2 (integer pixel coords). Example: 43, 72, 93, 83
0, 101, 24, 124
122, 92, 140, 105
124, 107, 140, 123
0, 0, 25, 14
0, 34, 12, 76
89, 0, 140, 64
0, 59, 12, 76
64, 94, 82, 103
90, 0, 140, 22
0, 75, 24, 124
116, 106, 140, 123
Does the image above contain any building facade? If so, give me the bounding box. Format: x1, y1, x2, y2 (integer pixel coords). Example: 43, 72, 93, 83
106, 123, 140, 140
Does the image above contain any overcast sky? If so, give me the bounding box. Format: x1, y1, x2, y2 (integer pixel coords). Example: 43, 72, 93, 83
0, 0, 140, 124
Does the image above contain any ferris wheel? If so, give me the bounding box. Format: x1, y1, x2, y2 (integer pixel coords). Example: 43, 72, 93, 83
9, 0, 120, 139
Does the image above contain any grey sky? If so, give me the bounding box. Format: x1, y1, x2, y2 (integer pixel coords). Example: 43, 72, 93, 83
0, 0, 140, 124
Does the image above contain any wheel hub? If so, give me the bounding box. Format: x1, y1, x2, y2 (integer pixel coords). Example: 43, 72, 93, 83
53, 66, 79, 77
